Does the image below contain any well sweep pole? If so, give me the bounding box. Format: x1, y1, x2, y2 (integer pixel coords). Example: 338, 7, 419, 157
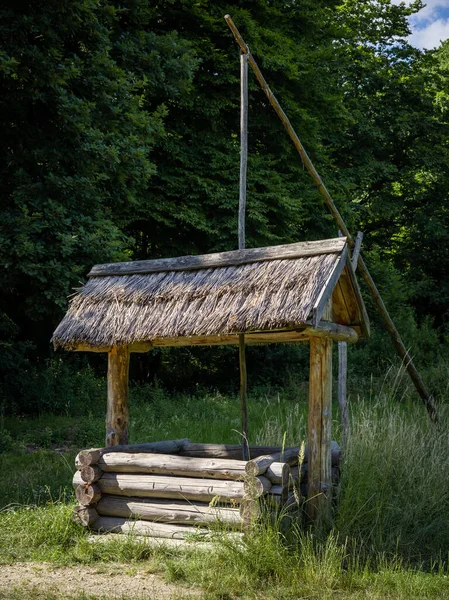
239, 51, 249, 459
224, 14, 439, 424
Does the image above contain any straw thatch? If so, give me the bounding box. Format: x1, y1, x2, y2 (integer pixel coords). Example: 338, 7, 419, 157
52, 240, 357, 350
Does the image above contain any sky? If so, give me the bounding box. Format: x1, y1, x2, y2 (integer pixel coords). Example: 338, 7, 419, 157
394, 0, 449, 49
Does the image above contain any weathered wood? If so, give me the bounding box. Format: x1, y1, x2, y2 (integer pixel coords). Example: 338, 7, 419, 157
97, 452, 247, 480
264, 462, 290, 485
74, 472, 246, 503
73, 505, 99, 526
312, 246, 348, 328
88, 239, 345, 278
181, 443, 284, 460
76, 439, 190, 468
245, 448, 301, 477
96, 495, 242, 527
106, 346, 130, 446
239, 51, 248, 250
304, 321, 359, 343
73, 324, 358, 353
338, 339, 349, 448
224, 15, 439, 423
181, 442, 340, 463
243, 475, 272, 498
80, 465, 103, 484
91, 517, 210, 539
308, 336, 333, 521
238, 50, 249, 460
239, 499, 261, 522
75, 342, 152, 353
76, 449, 103, 468
351, 232, 363, 270
239, 334, 249, 461
338, 231, 362, 447
75, 483, 101, 506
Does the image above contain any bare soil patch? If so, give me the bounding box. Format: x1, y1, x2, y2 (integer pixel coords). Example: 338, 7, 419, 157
0, 562, 199, 599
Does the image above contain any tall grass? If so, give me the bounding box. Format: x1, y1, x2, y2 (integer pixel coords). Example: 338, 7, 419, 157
1, 364, 449, 597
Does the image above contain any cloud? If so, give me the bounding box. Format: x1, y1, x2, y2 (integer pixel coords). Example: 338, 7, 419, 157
409, 17, 449, 48
390, 0, 449, 48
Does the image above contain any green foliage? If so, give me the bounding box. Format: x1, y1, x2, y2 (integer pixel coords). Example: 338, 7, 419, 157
1, 0, 449, 412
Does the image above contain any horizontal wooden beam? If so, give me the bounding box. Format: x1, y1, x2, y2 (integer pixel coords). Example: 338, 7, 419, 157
72, 322, 358, 353
88, 238, 346, 277
74, 342, 152, 353
305, 321, 359, 343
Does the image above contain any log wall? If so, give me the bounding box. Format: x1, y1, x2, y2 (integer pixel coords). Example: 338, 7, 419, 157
72, 439, 342, 537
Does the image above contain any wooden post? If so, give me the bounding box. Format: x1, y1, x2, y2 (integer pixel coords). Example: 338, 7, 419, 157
239, 50, 249, 460
224, 14, 439, 425
106, 346, 130, 447
239, 51, 248, 250
308, 336, 332, 522
337, 342, 349, 447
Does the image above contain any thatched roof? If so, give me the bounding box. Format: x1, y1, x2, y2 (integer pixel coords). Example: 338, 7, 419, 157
52, 238, 369, 350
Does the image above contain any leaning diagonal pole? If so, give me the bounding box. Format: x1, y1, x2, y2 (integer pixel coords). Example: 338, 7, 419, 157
224, 15, 439, 424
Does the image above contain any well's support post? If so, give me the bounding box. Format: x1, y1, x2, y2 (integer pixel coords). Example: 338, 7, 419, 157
106, 346, 130, 447
308, 336, 332, 522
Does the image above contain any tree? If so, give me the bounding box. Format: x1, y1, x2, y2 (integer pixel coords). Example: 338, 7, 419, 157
0, 0, 197, 406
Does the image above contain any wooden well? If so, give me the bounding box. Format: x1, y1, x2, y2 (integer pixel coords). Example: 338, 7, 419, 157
53, 237, 369, 530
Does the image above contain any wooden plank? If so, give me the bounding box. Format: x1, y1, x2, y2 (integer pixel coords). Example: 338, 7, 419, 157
96, 452, 248, 480
305, 321, 358, 343
88, 238, 346, 277
73, 471, 246, 503
106, 346, 130, 446
344, 257, 371, 338
181, 443, 282, 460
75, 440, 190, 468
73, 324, 357, 354
91, 517, 210, 539
96, 496, 242, 527
332, 280, 351, 326
351, 232, 363, 270
312, 246, 348, 328
307, 336, 332, 522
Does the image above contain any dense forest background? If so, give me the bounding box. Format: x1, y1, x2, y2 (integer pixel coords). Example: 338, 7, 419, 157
1, 0, 449, 415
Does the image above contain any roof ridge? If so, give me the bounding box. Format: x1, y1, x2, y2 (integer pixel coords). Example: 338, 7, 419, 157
88, 238, 346, 278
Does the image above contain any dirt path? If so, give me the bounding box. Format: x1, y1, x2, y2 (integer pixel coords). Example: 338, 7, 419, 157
0, 562, 200, 599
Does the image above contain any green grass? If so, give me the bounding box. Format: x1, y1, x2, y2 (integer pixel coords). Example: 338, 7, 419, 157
2, 373, 449, 598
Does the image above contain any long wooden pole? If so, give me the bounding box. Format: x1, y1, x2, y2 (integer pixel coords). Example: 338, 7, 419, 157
239, 51, 249, 459
224, 14, 439, 424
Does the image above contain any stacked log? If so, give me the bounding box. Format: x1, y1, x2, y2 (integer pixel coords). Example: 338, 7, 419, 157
72, 440, 342, 538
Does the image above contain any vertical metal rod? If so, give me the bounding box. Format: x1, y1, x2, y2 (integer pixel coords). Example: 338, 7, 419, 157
239, 52, 249, 460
